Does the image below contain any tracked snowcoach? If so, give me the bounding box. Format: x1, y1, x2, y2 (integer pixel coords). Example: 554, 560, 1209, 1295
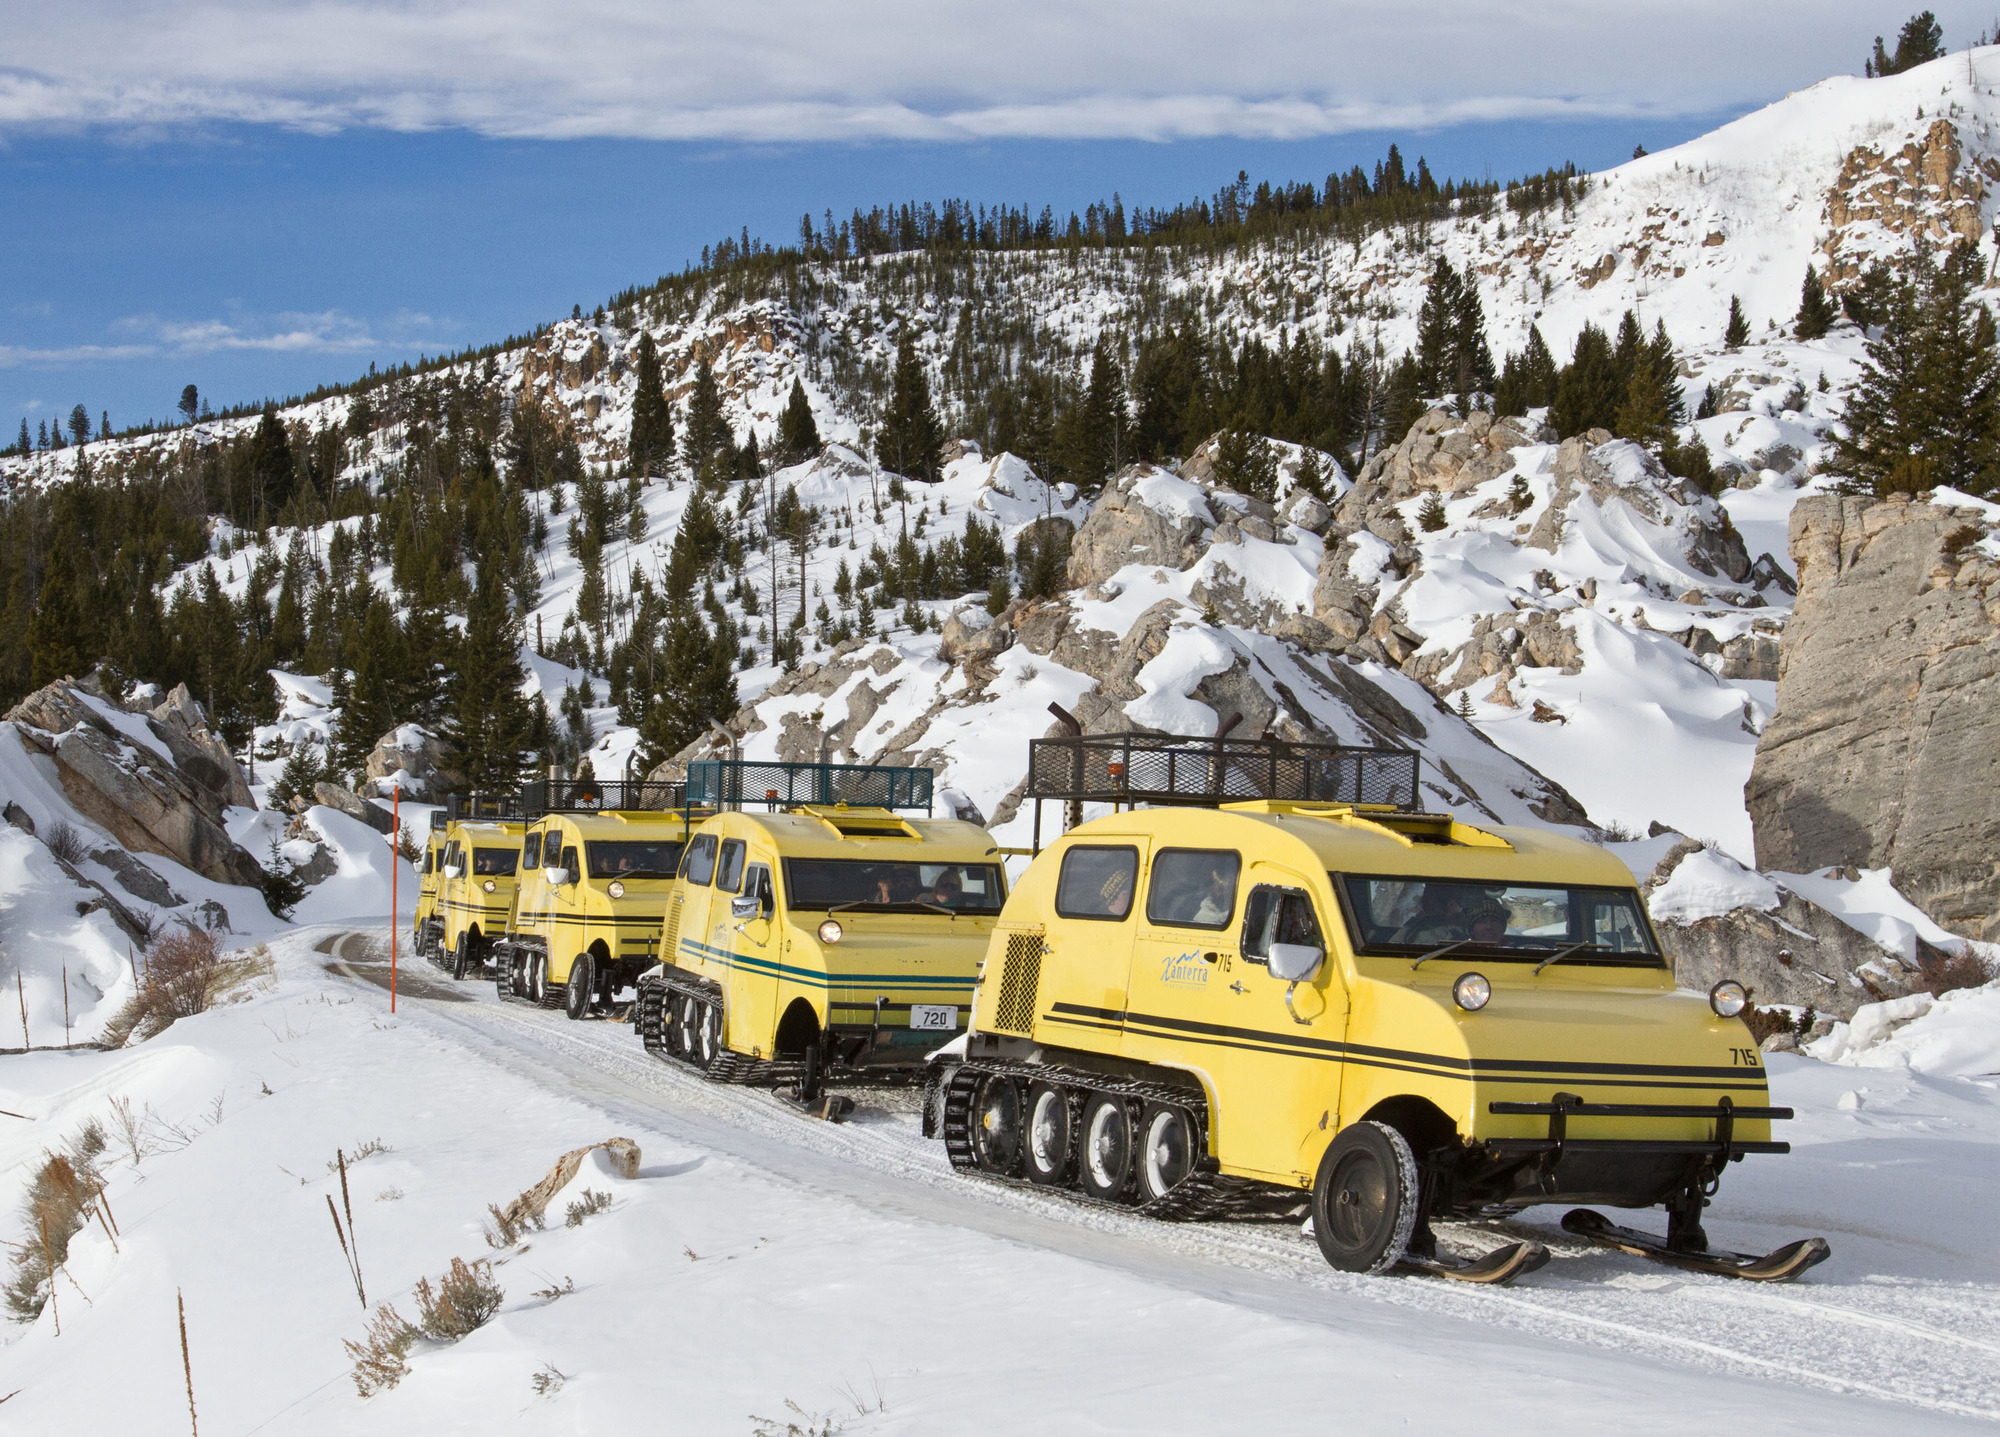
431, 794, 526, 981
928, 732, 1828, 1285
638, 759, 1005, 1115
495, 779, 698, 1019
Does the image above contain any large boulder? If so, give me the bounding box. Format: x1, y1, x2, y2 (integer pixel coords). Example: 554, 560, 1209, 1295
6, 680, 266, 890
314, 782, 396, 835
1747, 494, 2000, 939
364, 724, 458, 799
1066, 464, 1215, 590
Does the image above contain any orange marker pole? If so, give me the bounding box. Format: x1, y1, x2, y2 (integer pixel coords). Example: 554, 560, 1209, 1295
390, 786, 399, 1015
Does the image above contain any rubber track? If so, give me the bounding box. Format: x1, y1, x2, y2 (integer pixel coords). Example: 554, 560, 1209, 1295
940, 1058, 1290, 1223
636, 971, 796, 1086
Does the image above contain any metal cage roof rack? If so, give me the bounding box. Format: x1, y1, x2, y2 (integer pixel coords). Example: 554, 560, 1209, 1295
685, 759, 934, 814
520, 779, 688, 818
1023, 712, 1421, 852
443, 792, 525, 822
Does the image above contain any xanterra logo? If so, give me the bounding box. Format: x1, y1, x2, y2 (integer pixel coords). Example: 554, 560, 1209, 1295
1160, 951, 1209, 988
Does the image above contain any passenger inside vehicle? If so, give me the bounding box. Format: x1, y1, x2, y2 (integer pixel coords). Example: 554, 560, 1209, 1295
1192, 862, 1236, 925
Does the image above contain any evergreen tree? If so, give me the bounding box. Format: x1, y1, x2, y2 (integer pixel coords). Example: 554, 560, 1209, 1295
876, 331, 943, 482
627, 332, 675, 478
248, 406, 296, 524
1414, 257, 1495, 400
1056, 341, 1124, 492
1835, 245, 2000, 495
67, 405, 89, 448
1550, 323, 1621, 436
13, 420, 26, 457
638, 610, 738, 769
1614, 346, 1675, 451
1495, 325, 1558, 416
680, 359, 734, 486
1723, 296, 1751, 349
26, 548, 87, 685
1212, 428, 1278, 500
1869, 11, 1943, 75
447, 556, 532, 791
178, 385, 200, 426
333, 596, 404, 774
1796, 265, 1836, 340
1417, 491, 1448, 532
777, 377, 821, 463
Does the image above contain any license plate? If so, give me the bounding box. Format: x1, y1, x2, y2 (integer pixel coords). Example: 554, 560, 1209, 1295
909, 1004, 958, 1031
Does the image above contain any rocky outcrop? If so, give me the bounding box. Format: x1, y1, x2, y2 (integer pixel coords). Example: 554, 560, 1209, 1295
1820, 119, 1998, 290
1349, 406, 1551, 500
6, 680, 266, 890
1748, 493, 2000, 939
1067, 464, 1216, 590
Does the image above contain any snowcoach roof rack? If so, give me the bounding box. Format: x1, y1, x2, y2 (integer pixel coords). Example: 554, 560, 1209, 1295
520, 779, 687, 817
684, 759, 934, 815
1023, 731, 1421, 852
443, 792, 524, 822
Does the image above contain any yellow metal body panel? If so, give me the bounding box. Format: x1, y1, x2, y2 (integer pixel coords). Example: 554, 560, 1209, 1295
509, 810, 698, 983
661, 807, 1004, 1059
414, 832, 447, 931
975, 803, 1771, 1190
436, 819, 526, 954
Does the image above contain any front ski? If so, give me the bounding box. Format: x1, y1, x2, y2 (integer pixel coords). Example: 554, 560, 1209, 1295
1561, 1209, 1830, 1282
1399, 1240, 1549, 1285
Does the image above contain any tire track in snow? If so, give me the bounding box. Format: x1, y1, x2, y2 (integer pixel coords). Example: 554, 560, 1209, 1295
329, 934, 2000, 1420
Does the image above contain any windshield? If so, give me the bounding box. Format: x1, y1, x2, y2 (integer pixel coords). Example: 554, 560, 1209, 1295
1338, 875, 1661, 964
585, 840, 686, 880
473, 848, 518, 877
783, 859, 1006, 914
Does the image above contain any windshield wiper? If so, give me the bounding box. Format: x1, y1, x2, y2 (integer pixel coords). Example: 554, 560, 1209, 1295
1534, 942, 1596, 975
1410, 940, 1470, 971
911, 900, 956, 918
827, 898, 887, 913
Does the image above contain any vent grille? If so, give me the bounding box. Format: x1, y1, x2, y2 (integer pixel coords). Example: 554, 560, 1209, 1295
991, 929, 1046, 1035
662, 901, 682, 964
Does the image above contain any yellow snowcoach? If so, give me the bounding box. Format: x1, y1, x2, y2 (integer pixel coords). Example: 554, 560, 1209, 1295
497, 779, 697, 1019
928, 732, 1829, 1285
431, 795, 527, 981
413, 812, 448, 960
639, 759, 1005, 1115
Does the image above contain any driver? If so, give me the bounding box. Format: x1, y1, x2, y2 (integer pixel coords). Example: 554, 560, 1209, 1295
1391, 886, 1468, 945
885, 868, 922, 905
1469, 905, 1509, 945
930, 870, 964, 908
1191, 862, 1235, 925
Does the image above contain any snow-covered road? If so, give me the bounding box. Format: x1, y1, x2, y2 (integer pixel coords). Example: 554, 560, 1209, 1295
2, 926, 1995, 1434
339, 931, 2000, 1426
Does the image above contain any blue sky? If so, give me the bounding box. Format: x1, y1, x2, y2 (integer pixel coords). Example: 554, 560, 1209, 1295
2, 0, 1988, 435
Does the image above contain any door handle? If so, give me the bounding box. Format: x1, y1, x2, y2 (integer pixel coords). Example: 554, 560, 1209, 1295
1229, 980, 1248, 995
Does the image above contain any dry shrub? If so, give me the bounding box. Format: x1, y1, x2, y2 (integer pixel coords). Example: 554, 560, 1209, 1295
1918, 944, 1991, 998
43, 820, 88, 867
483, 1202, 544, 1250
413, 1257, 503, 1340
3, 1121, 108, 1321
102, 932, 272, 1046
565, 1189, 612, 1228
344, 1304, 419, 1396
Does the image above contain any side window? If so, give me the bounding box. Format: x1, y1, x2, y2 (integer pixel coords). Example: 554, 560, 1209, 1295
1146, 849, 1241, 930
522, 832, 543, 871
715, 839, 747, 893
424, 850, 435, 875
445, 842, 461, 873
1241, 886, 1327, 963
744, 863, 774, 915
557, 845, 579, 877
683, 834, 718, 886
1055, 846, 1140, 921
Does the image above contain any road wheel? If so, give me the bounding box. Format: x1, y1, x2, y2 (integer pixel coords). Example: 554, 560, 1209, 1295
565, 954, 594, 1020
970, 1074, 1025, 1175
692, 999, 722, 1070
1136, 1103, 1198, 1202
533, 953, 562, 1009
451, 932, 472, 981
1024, 1083, 1073, 1187
1078, 1093, 1135, 1202
1310, 1121, 1419, 1275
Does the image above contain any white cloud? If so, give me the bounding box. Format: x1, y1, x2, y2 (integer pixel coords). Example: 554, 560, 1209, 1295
0, 1, 1963, 142
0, 308, 442, 366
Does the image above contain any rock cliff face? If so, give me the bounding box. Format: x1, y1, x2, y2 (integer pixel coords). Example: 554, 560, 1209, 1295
5, 679, 267, 891
1820, 119, 1999, 289
1747, 493, 2000, 939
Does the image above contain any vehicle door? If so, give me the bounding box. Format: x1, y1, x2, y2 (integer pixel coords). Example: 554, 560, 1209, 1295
668, 833, 719, 973
1128, 846, 1242, 1090
1025, 839, 1147, 1057
714, 850, 778, 1050
510, 830, 544, 934
1224, 866, 1349, 1182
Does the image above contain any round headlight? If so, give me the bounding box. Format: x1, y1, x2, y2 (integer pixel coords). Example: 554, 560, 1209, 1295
607, 880, 626, 899
483, 879, 496, 894
818, 919, 844, 944
1452, 972, 1492, 1012
1710, 979, 1748, 1018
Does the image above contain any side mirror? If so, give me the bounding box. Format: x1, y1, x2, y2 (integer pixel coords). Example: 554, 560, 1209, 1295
444, 863, 465, 880
544, 865, 571, 886
1268, 942, 1324, 982
731, 894, 761, 919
